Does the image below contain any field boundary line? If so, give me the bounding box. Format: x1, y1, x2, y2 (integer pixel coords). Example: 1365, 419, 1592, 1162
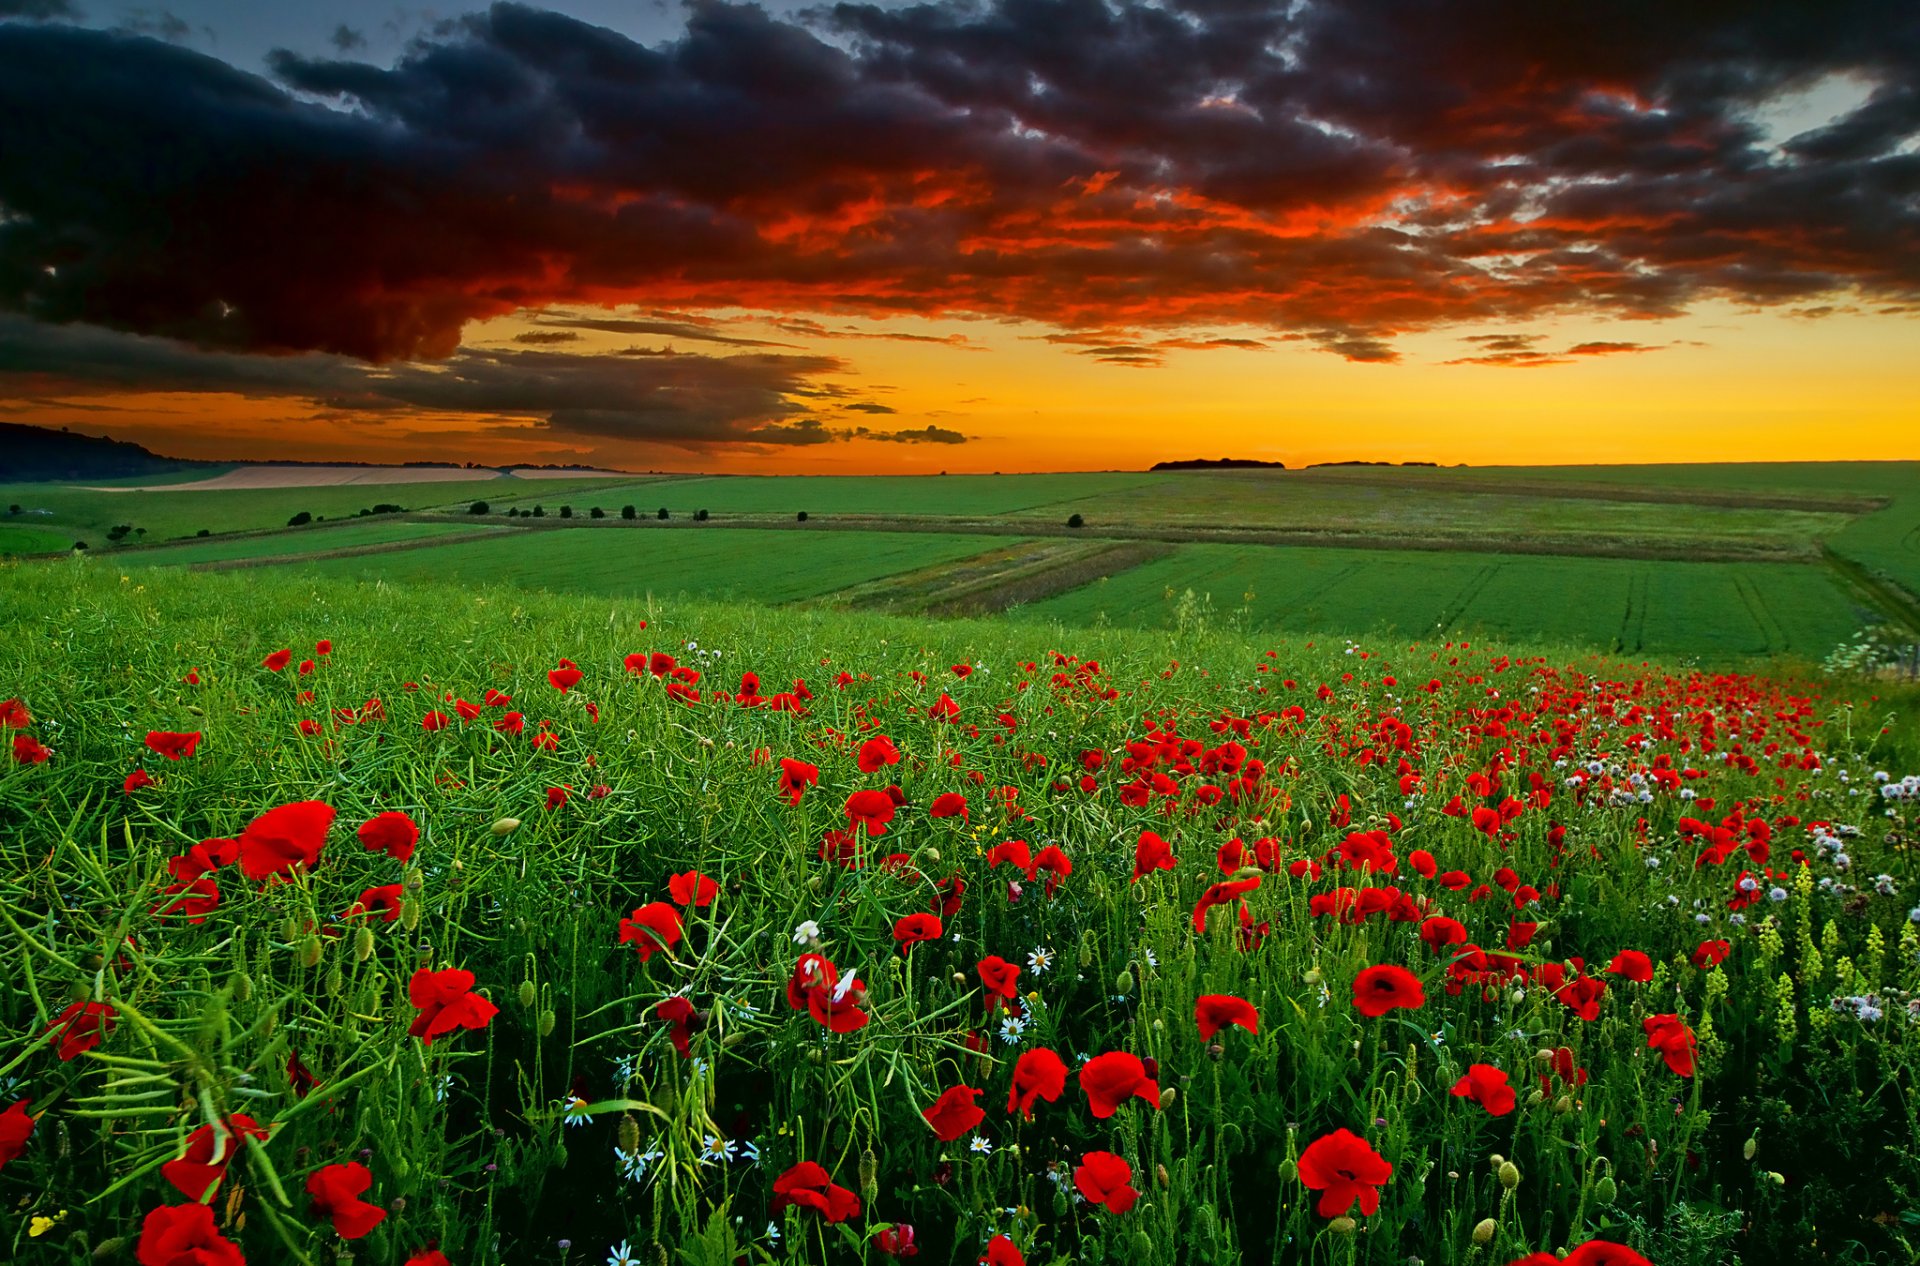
1819, 545, 1920, 635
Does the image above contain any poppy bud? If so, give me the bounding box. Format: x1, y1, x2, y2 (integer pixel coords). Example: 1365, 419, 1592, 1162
554, 1141, 568, 1168
1330, 1216, 1356, 1235
1151, 1018, 1164, 1033
1743, 1136, 1757, 1161
92, 1238, 129, 1259
1156, 1163, 1169, 1188
353, 927, 375, 963
1278, 1159, 1297, 1183
1472, 1218, 1497, 1245
491, 817, 521, 836
1526, 1089, 1545, 1107
1766, 1171, 1785, 1185
538, 1009, 556, 1037
860, 1149, 878, 1203
1078, 939, 1094, 969
807, 1048, 824, 1065
231, 971, 253, 1003
1132, 1231, 1155, 1256
808, 876, 823, 891
1302, 968, 1321, 985
1160, 1087, 1176, 1106
1208, 1042, 1224, 1061
1142, 1057, 1159, 1079
923, 848, 941, 864
951, 972, 967, 987
1594, 1175, 1618, 1204
401, 898, 421, 932
619, 1114, 641, 1156
325, 964, 344, 996
651, 1245, 668, 1266
518, 980, 537, 1008
279, 917, 298, 942
298, 935, 323, 968
1115, 968, 1133, 993
1554, 1096, 1573, 1114
1498, 1161, 1521, 1189
1534, 1048, 1556, 1067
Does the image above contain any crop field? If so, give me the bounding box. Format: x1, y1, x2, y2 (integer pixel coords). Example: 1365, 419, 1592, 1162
0, 561, 1916, 1266
289, 527, 1020, 605
123, 521, 508, 567
479, 473, 1164, 520
1022, 545, 1866, 658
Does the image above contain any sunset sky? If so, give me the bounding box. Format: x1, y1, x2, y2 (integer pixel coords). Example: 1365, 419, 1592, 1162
1, 0, 1916, 473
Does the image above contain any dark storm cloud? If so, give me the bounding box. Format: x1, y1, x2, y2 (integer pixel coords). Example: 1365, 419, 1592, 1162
864, 424, 968, 444
0, 0, 1915, 379
0, 0, 79, 17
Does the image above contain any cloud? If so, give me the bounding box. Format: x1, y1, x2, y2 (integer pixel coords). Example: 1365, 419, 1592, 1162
1446, 333, 1666, 366
330, 24, 366, 53
0, 0, 79, 18
530, 312, 793, 348
0, 0, 1914, 374
512, 330, 581, 344
863, 424, 968, 444
844, 401, 896, 413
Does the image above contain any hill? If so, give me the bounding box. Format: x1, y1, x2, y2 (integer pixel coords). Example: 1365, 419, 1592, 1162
0, 421, 208, 482
1149, 457, 1288, 470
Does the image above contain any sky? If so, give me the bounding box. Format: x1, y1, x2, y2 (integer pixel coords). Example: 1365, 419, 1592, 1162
0, 0, 1917, 473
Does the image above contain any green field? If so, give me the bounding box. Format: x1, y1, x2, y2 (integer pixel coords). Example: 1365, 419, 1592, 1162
291, 526, 1021, 604
480, 471, 1163, 518
122, 519, 505, 566
1022, 543, 1865, 657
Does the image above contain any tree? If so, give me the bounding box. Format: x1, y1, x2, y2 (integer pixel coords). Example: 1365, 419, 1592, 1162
621, 505, 637, 520
531, 505, 546, 518
288, 511, 312, 527
106, 524, 132, 542
6, 504, 19, 516
73, 540, 88, 550
590, 507, 605, 519
694, 508, 710, 522
507, 507, 520, 517
657, 508, 670, 520
470, 501, 490, 515
1067, 513, 1085, 529
196, 529, 211, 537
797, 511, 809, 522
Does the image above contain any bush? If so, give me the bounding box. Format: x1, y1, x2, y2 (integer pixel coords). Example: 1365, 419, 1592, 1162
694, 508, 710, 522
196, 529, 211, 537
71, 539, 87, 550
559, 506, 573, 519
506, 507, 519, 518
470, 501, 490, 515
371, 503, 404, 515
1067, 513, 1085, 528
590, 507, 605, 519
6, 504, 19, 516
657, 508, 670, 520
106, 524, 132, 542
530, 505, 545, 518
621, 505, 637, 520
288, 511, 312, 527
797, 511, 809, 522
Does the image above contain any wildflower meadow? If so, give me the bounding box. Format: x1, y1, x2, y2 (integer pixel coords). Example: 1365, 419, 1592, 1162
2, 563, 1917, 1266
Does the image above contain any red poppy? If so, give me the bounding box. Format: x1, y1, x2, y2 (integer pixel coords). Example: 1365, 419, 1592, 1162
656, 996, 697, 1058
1297, 1128, 1393, 1217
315, 639, 331, 656
46, 1000, 116, 1060
287, 1051, 320, 1098
929, 792, 969, 822
873, 1223, 919, 1257
307, 1160, 387, 1239
343, 884, 404, 923
1420, 916, 1468, 951
858, 734, 902, 772
1192, 876, 1261, 934
1194, 994, 1258, 1040
407, 968, 499, 1046
1132, 830, 1177, 881
922, 1085, 986, 1141
772, 1161, 862, 1223
11, 733, 51, 764
238, 800, 335, 882
356, 811, 418, 862
1074, 1150, 1139, 1214
668, 870, 719, 907
618, 903, 685, 963
846, 789, 898, 836
778, 758, 820, 805
263, 648, 293, 672
484, 688, 513, 707
1351, 965, 1426, 1017
786, 954, 870, 1032
0, 1100, 35, 1174
1604, 950, 1652, 982
0, 698, 31, 729
1691, 939, 1730, 968
981, 1235, 1025, 1266
421, 710, 450, 731
152, 876, 220, 923
1007, 1047, 1067, 1118
144, 731, 202, 761
544, 785, 571, 810
548, 662, 583, 693
1643, 1014, 1697, 1076
137, 1204, 245, 1266
987, 839, 1035, 877
124, 768, 155, 794
928, 692, 960, 721
172, 837, 239, 880
1560, 1243, 1656, 1266
976, 956, 1021, 1006
893, 913, 943, 946
1032, 845, 1072, 897
161, 1115, 270, 1200
406, 1251, 452, 1266
1450, 1064, 1516, 1116
493, 711, 526, 735
1079, 1051, 1160, 1118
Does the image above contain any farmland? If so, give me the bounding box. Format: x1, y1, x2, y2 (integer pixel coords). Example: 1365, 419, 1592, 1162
124, 520, 506, 566
1, 562, 1916, 1266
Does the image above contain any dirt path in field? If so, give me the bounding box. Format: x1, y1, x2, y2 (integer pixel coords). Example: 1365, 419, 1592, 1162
1819, 547, 1920, 635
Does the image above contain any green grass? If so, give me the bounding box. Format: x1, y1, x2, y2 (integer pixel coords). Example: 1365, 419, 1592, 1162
481, 472, 1163, 518
121, 519, 506, 566
1022, 543, 1865, 658
289, 526, 1022, 604
0, 521, 75, 555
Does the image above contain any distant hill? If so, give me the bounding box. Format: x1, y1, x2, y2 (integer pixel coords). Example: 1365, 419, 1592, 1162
0, 422, 210, 483
1307, 460, 1441, 468
1150, 457, 1288, 471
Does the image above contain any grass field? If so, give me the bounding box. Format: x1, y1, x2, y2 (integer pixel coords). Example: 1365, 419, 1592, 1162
122, 519, 507, 566
291, 527, 1022, 604
479, 472, 1163, 519
1, 561, 1915, 1266
1022, 544, 1866, 658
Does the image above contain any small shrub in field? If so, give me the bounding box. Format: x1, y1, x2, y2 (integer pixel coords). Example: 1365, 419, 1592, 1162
657, 507, 670, 520
797, 511, 809, 522
622, 505, 637, 520
560, 505, 573, 519
694, 508, 710, 521
286, 511, 311, 526
590, 507, 605, 519
470, 501, 490, 515
1068, 512, 1085, 528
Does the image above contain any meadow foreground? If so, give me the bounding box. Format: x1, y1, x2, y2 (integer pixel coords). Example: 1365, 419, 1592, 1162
1, 564, 1917, 1265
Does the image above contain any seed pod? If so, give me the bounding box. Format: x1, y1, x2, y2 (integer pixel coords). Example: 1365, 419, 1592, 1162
859, 1149, 878, 1203
298, 935, 323, 968
517, 979, 538, 1009
1208, 1042, 1225, 1061
404, 867, 425, 892
1156, 1163, 1169, 1189
538, 1009, 557, 1038
1472, 1218, 1497, 1245
353, 927, 375, 963
1498, 1161, 1521, 1190
1329, 1216, 1356, 1235
923, 848, 941, 865
1594, 1175, 1618, 1204
618, 1114, 641, 1157
490, 817, 521, 837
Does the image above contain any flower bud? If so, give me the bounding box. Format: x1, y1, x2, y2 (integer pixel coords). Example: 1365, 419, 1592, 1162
1156, 1163, 1169, 1189
518, 979, 538, 1009
538, 1009, 556, 1037
353, 927, 375, 963
618, 1114, 641, 1156
923, 848, 941, 865
1114, 968, 1134, 993
231, 971, 253, 1003
1472, 1218, 1497, 1245
491, 817, 521, 836
1278, 1159, 1298, 1183
1329, 1216, 1357, 1235
1743, 1136, 1757, 1161
1498, 1161, 1521, 1190
1158, 1087, 1176, 1107
1594, 1175, 1618, 1204
298, 935, 323, 968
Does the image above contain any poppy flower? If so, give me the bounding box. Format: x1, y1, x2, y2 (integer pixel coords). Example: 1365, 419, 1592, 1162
1032, 845, 1072, 897
1691, 939, 1730, 968
46, 1000, 116, 1060
152, 876, 220, 923
846, 789, 898, 836
893, 913, 942, 946
1132, 830, 1177, 881
977, 955, 1020, 1004
406, 1251, 452, 1266
987, 840, 1035, 877
656, 996, 697, 1057
1420, 916, 1468, 951
315, 639, 331, 656
1079, 1051, 1160, 1118
172, 837, 239, 880
922, 1085, 986, 1141
144, 731, 202, 761
787, 954, 870, 1032
237, 800, 335, 883
1074, 1150, 1139, 1214
1351, 965, 1426, 1017
778, 758, 820, 805
668, 870, 719, 908
1604, 950, 1652, 982
263, 648, 293, 672
858, 735, 902, 772
12, 733, 51, 764
407, 968, 499, 1046
124, 768, 155, 794
0, 1100, 35, 1173
287, 1051, 320, 1098
545, 785, 570, 810
1194, 994, 1258, 1040
137, 1204, 246, 1266
161, 1115, 270, 1200
356, 811, 418, 863
1643, 1014, 1697, 1076
981, 1236, 1025, 1266
1297, 1128, 1393, 1217
873, 1223, 919, 1257
1192, 877, 1261, 934
1449, 1064, 1516, 1116
618, 903, 685, 963
493, 711, 526, 735
307, 1160, 387, 1239
343, 884, 404, 923
0, 698, 31, 729
928, 692, 960, 721
548, 662, 583, 693
420, 710, 450, 731
929, 792, 969, 822
1007, 1047, 1067, 1118
1558, 1243, 1656, 1266
772, 1161, 862, 1223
